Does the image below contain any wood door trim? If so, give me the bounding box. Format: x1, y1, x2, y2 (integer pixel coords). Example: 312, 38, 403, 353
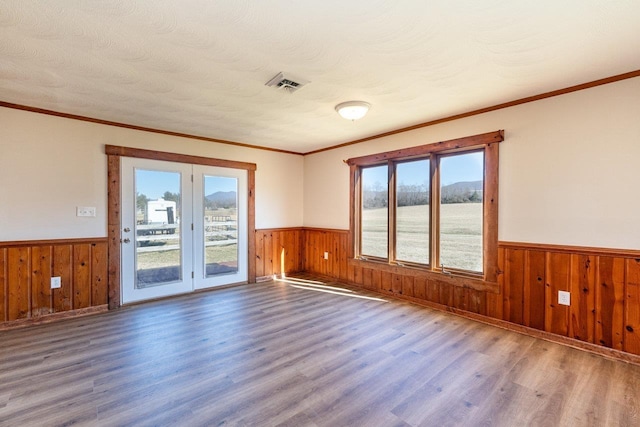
107, 154, 121, 309
106, 146, 257, 309
105, 145, 257, 171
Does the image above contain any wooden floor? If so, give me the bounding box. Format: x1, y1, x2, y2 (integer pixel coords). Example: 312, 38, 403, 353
1, 275, 640, 427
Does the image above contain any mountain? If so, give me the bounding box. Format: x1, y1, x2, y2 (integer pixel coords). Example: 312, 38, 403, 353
206, 191, 237, 206
442, 180, 483, 192
441, 180, 483, 203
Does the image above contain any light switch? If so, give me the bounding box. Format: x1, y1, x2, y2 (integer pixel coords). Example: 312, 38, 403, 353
51, 276, 61, 289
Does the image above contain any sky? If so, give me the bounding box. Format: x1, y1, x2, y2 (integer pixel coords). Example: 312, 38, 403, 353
363, 151, 484, 188
135, 151, 483, 199
136, 169, 237, 200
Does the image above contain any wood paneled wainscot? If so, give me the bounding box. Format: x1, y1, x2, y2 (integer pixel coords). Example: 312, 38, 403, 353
299, 228, 640, 362
254, 228, 304, 280
496, 242, 640, 357
0, 238, 108, 329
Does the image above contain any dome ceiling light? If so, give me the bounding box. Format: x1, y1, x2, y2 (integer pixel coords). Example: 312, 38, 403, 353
335, 101, 371, 121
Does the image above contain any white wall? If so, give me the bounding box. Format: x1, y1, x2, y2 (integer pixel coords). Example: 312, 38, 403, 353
0, 107, 304, 241
304, 76, 640, 250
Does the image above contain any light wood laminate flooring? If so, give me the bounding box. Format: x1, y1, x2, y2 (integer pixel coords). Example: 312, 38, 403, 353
1, 275, 639, 426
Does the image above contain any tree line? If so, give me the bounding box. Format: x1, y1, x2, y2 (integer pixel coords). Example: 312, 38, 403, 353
136, 191, 235, 212
136, 191, 181, 213
363, 183, 482, 209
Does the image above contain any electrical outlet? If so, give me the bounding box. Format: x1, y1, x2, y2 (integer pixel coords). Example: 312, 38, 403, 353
77, 206, 96, 217
558, 290, 571, 306
51, 276, 61, 289
323, 252, 329, 260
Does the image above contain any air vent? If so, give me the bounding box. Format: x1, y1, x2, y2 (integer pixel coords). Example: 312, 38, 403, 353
265, 72, 309, 93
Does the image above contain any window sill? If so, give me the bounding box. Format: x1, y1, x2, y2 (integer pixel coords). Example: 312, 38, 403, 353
348, 257, 500, 294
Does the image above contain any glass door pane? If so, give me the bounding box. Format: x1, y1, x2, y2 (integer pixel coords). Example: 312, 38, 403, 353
193, 165, 248, 289
204, 175, 239, 277
121, 157, 193, 304
135, 169, 182, 288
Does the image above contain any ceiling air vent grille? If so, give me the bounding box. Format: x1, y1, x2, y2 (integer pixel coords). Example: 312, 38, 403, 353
265, 72, 309, 93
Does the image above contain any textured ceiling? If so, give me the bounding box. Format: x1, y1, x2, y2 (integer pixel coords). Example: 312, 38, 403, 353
1, 1, 640, 153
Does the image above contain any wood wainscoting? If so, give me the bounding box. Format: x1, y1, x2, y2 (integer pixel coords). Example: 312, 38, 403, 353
287, 228, 640, 360
0, 238, 108, 328
496, 242, 640, 355
254, 228, 304, 280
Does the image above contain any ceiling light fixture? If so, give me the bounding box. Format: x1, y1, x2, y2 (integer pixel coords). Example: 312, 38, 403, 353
335, 101, 371, 121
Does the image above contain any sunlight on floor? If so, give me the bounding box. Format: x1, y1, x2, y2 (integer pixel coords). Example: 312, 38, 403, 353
275, 277, 388, 302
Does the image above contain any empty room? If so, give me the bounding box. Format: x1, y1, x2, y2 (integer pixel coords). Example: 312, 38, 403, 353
2, 1, 640, 426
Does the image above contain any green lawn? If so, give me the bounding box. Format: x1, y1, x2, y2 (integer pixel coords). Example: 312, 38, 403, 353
362, 203, 482, 272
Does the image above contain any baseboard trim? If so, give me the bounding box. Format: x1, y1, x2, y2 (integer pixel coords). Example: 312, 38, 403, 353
306, 272, 640, 366
0, 305, 109, 331
397, 294, 640, 366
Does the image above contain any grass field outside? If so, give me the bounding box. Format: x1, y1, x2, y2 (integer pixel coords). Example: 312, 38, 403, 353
137, 244, 238, 270
362, 203, 482, 272
136, 207, 238, 278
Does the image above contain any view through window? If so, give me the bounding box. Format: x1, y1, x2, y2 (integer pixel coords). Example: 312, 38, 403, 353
396, 159, 430, 264
439, 151, 484, 272
361, 165, 388, 258
356, 146, 491, 275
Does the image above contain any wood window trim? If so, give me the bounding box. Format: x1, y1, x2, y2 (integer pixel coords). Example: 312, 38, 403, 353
105, 145, 257, 309
347, 130, 503, 286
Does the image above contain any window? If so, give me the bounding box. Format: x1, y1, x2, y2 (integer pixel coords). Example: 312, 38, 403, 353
361, 165, 389, 258
439, 151, 484, 272
349, 131, 502, 282
396, 159, 430, 264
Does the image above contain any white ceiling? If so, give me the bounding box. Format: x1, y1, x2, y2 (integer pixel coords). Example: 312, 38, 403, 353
1, 1, 640, 154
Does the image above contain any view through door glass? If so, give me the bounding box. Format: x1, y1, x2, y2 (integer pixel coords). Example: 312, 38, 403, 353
121, 157, 193, 305
204, 175, 239, 276
135, 169, 182, 288
193, 165, 248, 289
122, 158, 248, 304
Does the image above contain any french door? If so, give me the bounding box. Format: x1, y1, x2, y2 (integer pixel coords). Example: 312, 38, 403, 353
121, 157, 247, 304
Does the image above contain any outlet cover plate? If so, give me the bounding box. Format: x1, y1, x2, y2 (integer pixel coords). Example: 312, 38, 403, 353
51, 276, 61, 289
558, 290, 571, 306
77, 206, 96, 217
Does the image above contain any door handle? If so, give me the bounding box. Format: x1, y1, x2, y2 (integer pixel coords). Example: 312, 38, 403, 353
122, 238, 131, 244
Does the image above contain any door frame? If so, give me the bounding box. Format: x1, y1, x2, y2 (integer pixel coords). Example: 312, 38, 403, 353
105, 145, 257, 309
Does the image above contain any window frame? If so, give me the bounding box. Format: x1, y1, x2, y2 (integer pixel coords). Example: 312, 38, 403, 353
347, 130, 503, 284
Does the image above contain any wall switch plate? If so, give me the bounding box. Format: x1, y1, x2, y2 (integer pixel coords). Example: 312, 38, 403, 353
558, 290, 571, 306
77, 206, 96, 217
324, 252, 329, 260
51, 276, 61, 289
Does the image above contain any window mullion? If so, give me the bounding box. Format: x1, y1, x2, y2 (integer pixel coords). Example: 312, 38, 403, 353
353, 165, 362, 259
388, 160, 396, 262
430, 155, 440, 272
